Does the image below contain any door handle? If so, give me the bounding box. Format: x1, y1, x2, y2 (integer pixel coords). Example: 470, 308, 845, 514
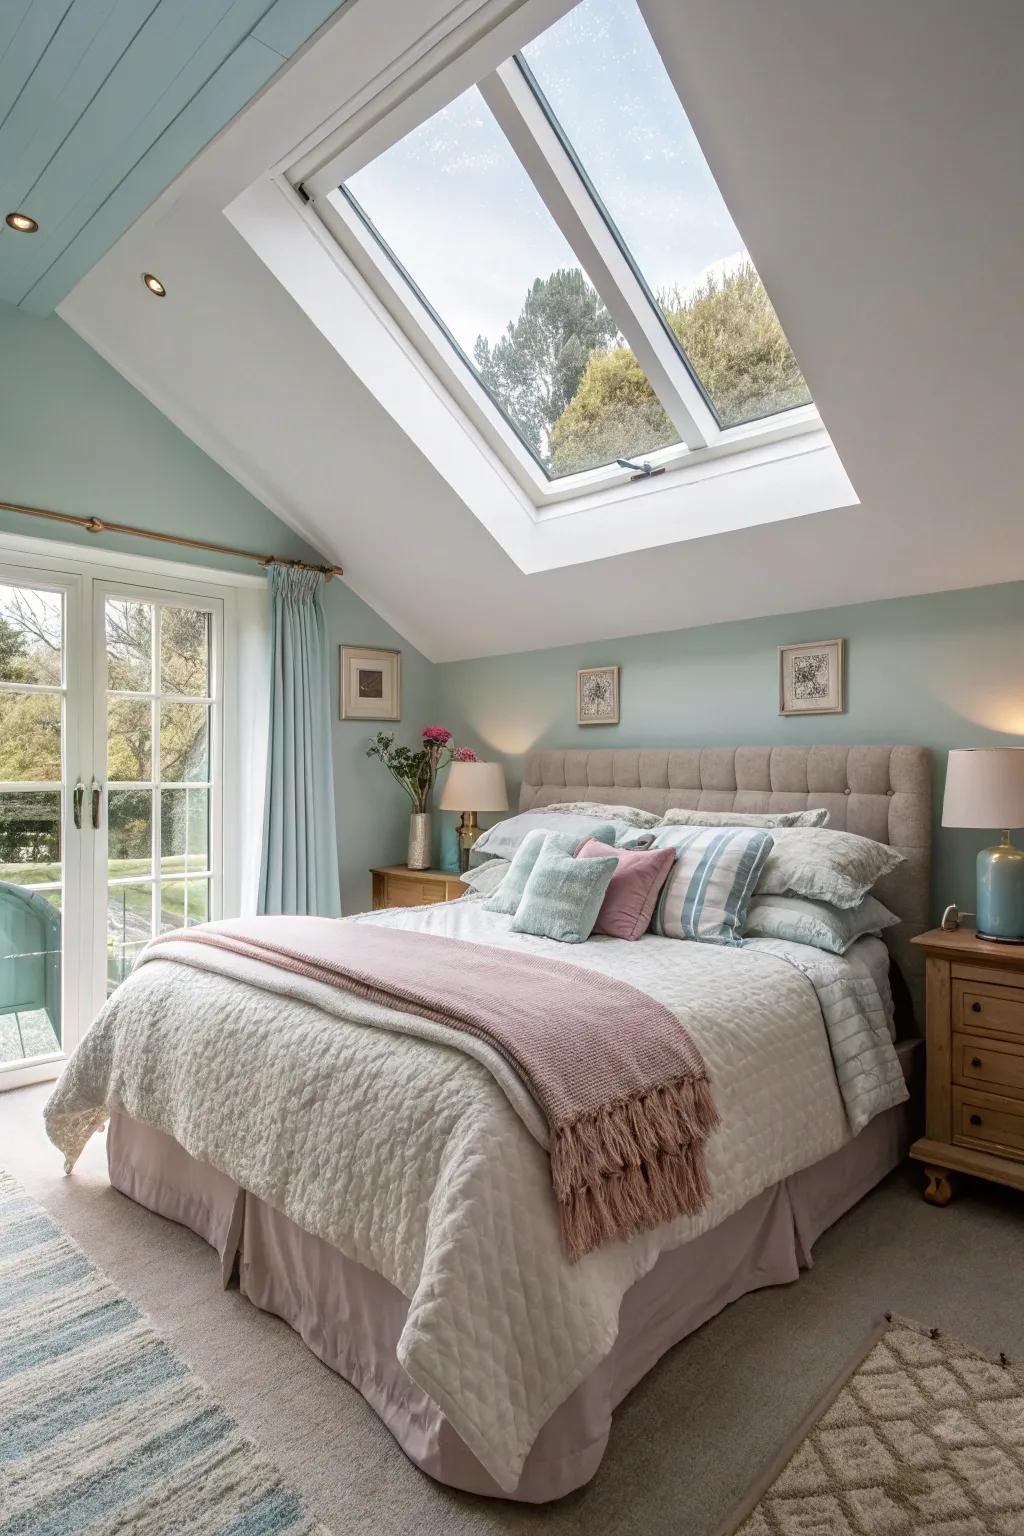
91, 778, 102, 830
72, 779, 84, 829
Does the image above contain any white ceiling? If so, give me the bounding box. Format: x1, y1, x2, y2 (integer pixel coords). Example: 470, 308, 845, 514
61, 0, 1024, 662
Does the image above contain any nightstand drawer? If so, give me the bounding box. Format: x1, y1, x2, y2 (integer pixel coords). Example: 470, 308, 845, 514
383, 877, 446, 908
954, 1034, 1024, 1098
954, 980, 1024, 1043
370, 866, 467, 911
953, 1087, 1024, 1161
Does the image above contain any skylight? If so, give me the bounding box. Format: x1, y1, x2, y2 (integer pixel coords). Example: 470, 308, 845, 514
343, 85, 680, 478
320, 0, 814, 494
519, 0, 812, 428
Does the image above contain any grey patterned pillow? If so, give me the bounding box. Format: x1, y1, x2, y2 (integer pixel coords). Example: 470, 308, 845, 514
756, 828, 904, 909
744, 893, 900, 954
660, 807, 829, 829
542, 801, 661, 829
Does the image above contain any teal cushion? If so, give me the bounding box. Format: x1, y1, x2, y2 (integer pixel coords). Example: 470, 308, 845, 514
510, 842, 618, 943
482, 823, 616, 917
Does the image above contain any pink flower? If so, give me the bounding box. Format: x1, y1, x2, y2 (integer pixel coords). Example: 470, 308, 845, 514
422, 726, 452, 743
453, 746, 478, 762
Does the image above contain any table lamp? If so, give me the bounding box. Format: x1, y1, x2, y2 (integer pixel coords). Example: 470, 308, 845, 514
942, 748, 1024, 942
439, 761, 509, 873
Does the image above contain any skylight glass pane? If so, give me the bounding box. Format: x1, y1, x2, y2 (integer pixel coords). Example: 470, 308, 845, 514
520, 0, 812, 428
341, 85, 679, 478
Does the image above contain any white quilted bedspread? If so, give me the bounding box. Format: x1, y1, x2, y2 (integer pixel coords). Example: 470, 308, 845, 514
46, 901, 906, 1493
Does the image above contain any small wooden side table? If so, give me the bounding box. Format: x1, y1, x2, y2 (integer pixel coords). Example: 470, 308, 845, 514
910, 924, 1024, 1205
370, 866, 467, 911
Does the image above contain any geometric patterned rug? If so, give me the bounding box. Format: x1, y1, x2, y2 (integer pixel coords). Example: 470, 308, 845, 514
731, 1315, 1024, 1535
0, 1170, 331, 1536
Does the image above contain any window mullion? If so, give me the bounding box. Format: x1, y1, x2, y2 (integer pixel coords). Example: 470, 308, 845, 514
479, 61, 719, 451
152, 605, 161, 938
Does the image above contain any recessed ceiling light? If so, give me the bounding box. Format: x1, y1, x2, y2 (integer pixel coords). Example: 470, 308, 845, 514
142, 272, 166, 297
5, 212, 38, 233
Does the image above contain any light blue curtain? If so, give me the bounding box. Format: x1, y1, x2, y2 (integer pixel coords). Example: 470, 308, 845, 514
257, 565, 341, 917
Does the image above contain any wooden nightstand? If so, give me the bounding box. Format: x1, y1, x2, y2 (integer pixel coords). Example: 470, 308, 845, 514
370, 866, 467, 911
910, 925, 1024, 1205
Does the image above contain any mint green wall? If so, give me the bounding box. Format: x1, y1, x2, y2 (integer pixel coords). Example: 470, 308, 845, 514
436, 582, 1024, 920
0, 302, 435, 911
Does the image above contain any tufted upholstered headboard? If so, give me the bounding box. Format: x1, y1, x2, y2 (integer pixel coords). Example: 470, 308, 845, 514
520, 745, 932, 1019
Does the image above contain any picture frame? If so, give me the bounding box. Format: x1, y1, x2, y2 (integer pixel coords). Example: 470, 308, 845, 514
778, 639, 844, 716
577, 665, 619, 726
340, 645, 401, 721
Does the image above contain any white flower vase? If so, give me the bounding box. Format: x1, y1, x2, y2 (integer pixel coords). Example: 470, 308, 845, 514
407, 812, 432, 870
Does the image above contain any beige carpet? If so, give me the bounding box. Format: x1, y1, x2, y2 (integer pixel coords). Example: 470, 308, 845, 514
3, 1083, 1024, 1536
731, 1316, 1024, 1534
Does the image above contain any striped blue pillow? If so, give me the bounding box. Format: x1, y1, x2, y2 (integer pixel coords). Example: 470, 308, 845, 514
650, 826, 774, 946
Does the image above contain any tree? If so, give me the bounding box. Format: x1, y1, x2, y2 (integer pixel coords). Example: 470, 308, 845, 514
548, 262, 811, 474
0, 615, 26, 677
662, 262, 810, 427
548, 346, 676, 477
474, 269, 617, 460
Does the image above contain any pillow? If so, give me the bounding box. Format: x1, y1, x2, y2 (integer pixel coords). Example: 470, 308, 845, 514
575, 838, 676, 941
510, 842, 618, 944
541, 801, 661, 830
472, 810, 639, 863
459, 859, 511, 898
650, 826, 774, 946
659, 807, 830, 829
743, 893, 900, 954
482, 826, 616, 916
755, 827, 904, 909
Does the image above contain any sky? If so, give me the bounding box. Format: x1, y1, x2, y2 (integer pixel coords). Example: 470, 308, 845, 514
342, 0, 748, 360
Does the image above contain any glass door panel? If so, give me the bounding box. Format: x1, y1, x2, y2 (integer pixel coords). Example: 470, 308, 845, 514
101, 591, 219, 996
0, 580, 67, 1066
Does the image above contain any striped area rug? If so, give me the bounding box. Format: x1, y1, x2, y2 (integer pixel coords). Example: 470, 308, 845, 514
0, 1170, 330, 1535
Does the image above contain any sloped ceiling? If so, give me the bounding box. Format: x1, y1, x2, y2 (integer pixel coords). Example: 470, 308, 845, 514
57, 0, 1024, 661
0, 0, 348, 313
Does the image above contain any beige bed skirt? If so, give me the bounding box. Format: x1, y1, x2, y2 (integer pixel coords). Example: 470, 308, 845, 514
106, 1106, 908, 1503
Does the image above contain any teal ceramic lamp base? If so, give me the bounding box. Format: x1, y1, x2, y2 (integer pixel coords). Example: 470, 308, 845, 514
976, 833, 1024, 943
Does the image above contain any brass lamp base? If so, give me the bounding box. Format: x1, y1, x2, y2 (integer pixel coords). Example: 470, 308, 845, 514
456, 811, 482, 874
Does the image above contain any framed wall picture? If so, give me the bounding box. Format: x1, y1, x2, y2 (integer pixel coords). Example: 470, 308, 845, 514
341, 645, 400, 720
577, 665, 619, 726
778, 639, 844, 715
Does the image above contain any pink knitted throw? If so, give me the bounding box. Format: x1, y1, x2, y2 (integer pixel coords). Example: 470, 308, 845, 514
146, 917, 719, 1261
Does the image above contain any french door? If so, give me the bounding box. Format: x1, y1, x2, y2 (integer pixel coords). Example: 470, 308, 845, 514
94, 582, 222, 996
0, 555, 227, 1088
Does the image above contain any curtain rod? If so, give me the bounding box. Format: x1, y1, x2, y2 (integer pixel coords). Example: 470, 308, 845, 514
0, 498, 344, 580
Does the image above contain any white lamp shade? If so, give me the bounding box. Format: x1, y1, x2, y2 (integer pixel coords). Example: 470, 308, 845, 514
942, 748, 1024, 830
438, 761, 509, 813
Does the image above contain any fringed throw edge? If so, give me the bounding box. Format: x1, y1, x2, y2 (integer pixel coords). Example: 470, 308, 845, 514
551, 1076, 720, 1262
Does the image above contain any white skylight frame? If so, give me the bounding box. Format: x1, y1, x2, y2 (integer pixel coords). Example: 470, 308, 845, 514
300, 8, 825, 512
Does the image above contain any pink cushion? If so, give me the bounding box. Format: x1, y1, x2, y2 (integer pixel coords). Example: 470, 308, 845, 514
575, 838, 676, 941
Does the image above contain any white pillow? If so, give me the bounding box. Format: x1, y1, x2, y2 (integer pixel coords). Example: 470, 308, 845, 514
460, 860, 511, 897
659, 807, 829, 829
755, 827, 904, 909
472, 809, 646, 863
744, 893, 900, 954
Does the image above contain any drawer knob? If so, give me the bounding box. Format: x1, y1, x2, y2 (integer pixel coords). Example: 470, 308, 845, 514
971, 1001, 982, 1013
969, 1113, 983, 1127
971, 1057, 982, 1068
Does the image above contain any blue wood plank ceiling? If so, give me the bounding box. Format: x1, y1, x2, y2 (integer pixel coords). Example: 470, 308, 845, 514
0, 0, 348, 314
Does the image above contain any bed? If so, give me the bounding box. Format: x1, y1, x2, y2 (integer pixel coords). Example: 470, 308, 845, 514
46, 743, 932, 1503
